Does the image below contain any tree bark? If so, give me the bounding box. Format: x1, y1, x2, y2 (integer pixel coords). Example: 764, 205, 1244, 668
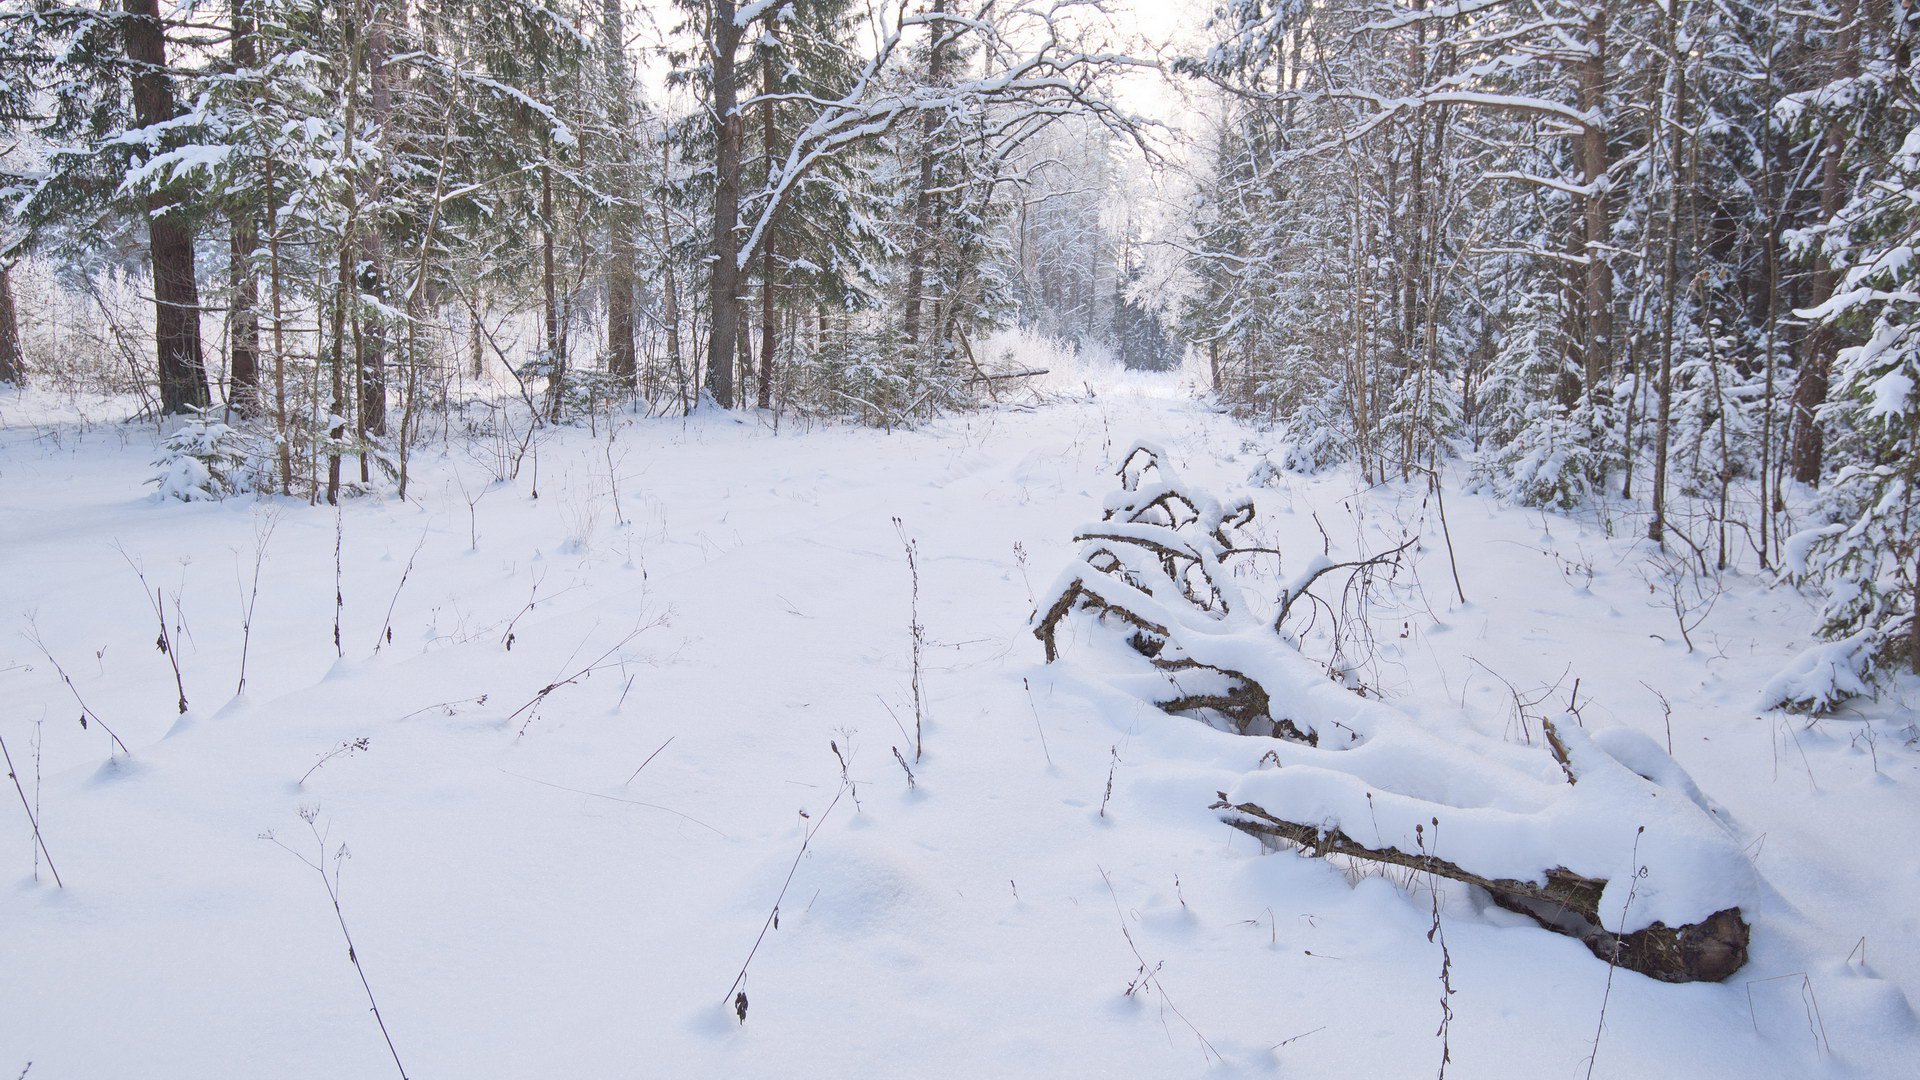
702, 0, 744, 409
328, 241, 349, 505
602, 0, 638, 390
265, 151, 292, 494
757, 46, 778, 410
1650, 4, 1685, 545
1790, 0, 1859, 487
902, 0, 949, 353
124, 0, 210, 415
607, 231, 637, 389
227, 0, 260, 413
542, 133, 564, 421
357, 2, 391, 437
469, 305, 485, 378
0, 266, 21, 384
1577, 2, 1613, 402
737, 306, 753, 399
657, 135, 689, 410
327, 1, 367, 506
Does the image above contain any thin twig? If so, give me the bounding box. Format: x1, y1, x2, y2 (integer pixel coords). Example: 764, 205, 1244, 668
724, 784, 847, 1006
299, 737, 370, 787
396, 694, 489, 721
0, 732, 61, 887
373, 527, 430, 653
893, 517, 927, 762
496, 768, 726, 837
506, 620, 662, 737
116, 545, 188, 715
1585, 827, 1646, 1080
24, 624, 129, 756
235, 510, 278, 695
624, 736, 675, 786
1097, 866, 1218, 1062
265, 818, 408, 1079
1022, 677, 1054, 767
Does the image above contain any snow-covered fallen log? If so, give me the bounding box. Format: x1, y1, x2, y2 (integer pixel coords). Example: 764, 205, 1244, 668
1034, 443, 1755, 983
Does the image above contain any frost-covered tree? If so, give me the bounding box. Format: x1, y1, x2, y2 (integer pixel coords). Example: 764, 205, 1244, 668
1778, 8, 1920, 694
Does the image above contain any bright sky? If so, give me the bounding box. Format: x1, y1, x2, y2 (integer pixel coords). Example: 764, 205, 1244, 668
1110, 1, 1209, 130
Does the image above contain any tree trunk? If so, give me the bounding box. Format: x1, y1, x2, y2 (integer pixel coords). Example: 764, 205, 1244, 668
757, 48, 778, 411
702, 0, 744, 409
0, 266, 21, 384
469, 305, 485, 378
737, 307, 753, 400
328, 2, 366, 506
1758, 32, 1784, 566
1790, 0, 1860, 486
357, 3, 391, 437
328, 242, 349, 505
657, 138, 689, 411
607, 228, 637, 389
542, 136, 563, 421
265, 152, 292, 495
226, 0, 260, 413
124, 0, 210, 415
1911, 547, 1919, 675
902, 0, 949, 352
228, 223, 260, 411
1650, 5, 1684, 545
1577, 3, 1613, 402
600, 0, 638, 390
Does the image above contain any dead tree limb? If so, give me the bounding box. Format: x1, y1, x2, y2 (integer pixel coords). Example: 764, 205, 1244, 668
1034, 445, 1753, 985
1214, 796, 1749, 983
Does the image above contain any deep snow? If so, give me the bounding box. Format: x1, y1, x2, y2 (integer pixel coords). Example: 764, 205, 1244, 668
2, 369, 1917, 1078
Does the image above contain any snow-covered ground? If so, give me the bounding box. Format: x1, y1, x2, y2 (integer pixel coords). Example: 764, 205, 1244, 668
2, 368, 1916, 1078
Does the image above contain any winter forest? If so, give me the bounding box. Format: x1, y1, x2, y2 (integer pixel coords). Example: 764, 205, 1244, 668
3, 0, 1920, 1076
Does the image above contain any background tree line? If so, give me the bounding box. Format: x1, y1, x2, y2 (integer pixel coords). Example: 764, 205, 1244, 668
5, 0, 1909, 700
0, 0, 1158, 482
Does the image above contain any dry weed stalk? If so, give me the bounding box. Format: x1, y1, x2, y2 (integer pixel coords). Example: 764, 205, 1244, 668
24, 620, 129, 756
0, 732, 61, 887
263, 812, 409, 1079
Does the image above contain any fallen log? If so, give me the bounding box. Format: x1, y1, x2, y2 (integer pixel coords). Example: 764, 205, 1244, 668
965, 368, 1050, 383
1035, 444, 1754, 985
1214, 795, 1750, 984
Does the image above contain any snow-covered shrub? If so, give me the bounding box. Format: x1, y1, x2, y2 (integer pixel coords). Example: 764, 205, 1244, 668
1475, 396, 1612, 511
1471, 282, 1571, 449
544, 367, 632, 424
1759, 630, 1878, 714
1771, 465, 1918, 708
1467, 286, 1619, 510
150, 408, 261, 501
1271, 375, 1353, 475
1377, 364, 1461, 475
780, 324, 978, 428
1278, 412, 1347, 475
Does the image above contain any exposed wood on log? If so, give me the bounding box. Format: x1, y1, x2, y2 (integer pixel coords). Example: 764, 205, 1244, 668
1541, 715, 1578, 785
1214, 795, 1749, 983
